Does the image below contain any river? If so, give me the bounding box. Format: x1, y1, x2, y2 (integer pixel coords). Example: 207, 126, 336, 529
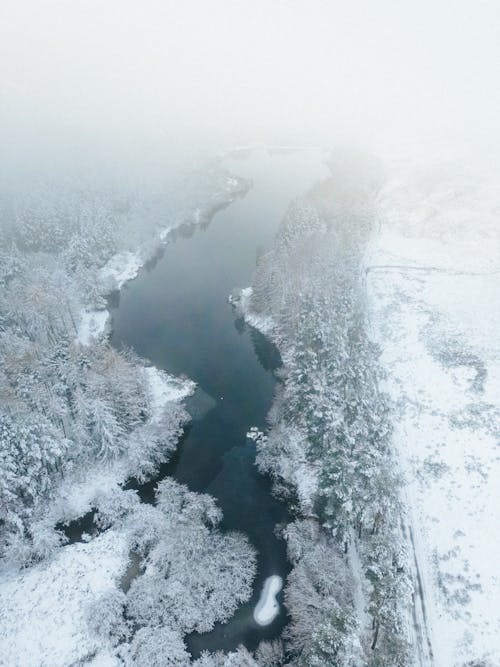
110, 148, 328, 656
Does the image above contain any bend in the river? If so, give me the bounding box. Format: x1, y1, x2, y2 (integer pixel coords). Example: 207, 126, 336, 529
110, 149, 328, 655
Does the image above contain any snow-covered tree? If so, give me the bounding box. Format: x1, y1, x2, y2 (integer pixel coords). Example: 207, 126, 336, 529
86, 588, 130, 647
124, 479, 257, 635
121, 625, 190, 667
283, 520, 359, 666
193, 647, 260, 667
242, 153, 411, 663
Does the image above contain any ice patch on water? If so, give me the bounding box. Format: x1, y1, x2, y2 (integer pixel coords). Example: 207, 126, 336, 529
253, 575, 283, 626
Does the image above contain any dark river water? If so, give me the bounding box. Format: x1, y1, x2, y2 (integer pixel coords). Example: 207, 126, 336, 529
110, 148, 327, 656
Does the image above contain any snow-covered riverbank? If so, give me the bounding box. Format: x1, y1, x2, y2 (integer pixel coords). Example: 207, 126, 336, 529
0, 167, 254, 667
77, 173, 251, 347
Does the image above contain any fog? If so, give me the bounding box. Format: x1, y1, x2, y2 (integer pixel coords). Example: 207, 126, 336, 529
1, 0, 500, 171
1, 5, 500, 665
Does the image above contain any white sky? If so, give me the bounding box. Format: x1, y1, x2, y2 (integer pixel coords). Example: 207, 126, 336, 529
1, 0, 499, 158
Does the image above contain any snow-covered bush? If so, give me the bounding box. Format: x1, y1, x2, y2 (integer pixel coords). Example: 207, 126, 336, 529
193, 647, 260, 667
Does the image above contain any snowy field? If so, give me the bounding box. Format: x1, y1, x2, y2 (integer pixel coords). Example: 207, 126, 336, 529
367, 150, 500, 666
0, 529, 128, 667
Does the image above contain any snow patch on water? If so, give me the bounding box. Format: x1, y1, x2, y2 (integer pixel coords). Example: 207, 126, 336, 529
253, 575, 283, 626
159, 225, 172, 242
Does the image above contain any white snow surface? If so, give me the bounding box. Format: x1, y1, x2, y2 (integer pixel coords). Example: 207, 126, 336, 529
367, 150, 500, 666
0, 529, 128, 667
253, 575, 283, 626
98, 251, 143, 290
76, 309, 110, 346
143, 366, 195, 423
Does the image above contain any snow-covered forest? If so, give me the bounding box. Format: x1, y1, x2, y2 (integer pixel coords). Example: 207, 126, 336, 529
2, 0, 500, 662
235, 152, 412, 665
0, 166, 262, 666
235, 147, 500, 667
1, 142, 499, 667
2, 140, 499, 667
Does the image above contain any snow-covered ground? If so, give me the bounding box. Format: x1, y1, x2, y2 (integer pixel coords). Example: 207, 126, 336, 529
0, 529, 128, 667
367, 150, 500, 666
75, 253, 146, 347
144, 366, 195, 423
99, 251, 143, 291
77, 309, 110, 346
